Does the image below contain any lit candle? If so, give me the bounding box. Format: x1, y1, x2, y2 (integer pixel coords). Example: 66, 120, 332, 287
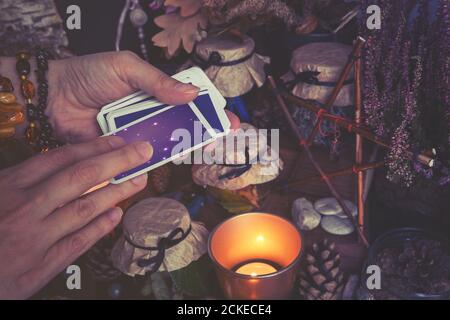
235, 262, 278, 277
209, 213, 303, 299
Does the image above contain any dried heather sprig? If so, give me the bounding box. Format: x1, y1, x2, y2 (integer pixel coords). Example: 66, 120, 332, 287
360, 0, 448, 186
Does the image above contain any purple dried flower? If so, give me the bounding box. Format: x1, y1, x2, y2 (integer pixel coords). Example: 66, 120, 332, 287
386, 125, 415, 186
359, 0, 447, 186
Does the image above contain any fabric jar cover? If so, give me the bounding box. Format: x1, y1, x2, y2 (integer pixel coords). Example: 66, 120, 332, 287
282, 42, 354, 107
111, 198, 208, 276
192, 34, 270, 98
192, 123, 283, 191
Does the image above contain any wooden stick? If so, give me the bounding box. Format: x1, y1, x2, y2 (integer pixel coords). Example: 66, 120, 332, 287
282, 92, 434, 167
306, 37, 366, 146
354, 47, 366, 235
268, 76, 370, 247
280, 162, 384, 190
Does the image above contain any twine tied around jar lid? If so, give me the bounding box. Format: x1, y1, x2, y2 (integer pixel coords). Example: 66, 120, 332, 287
282, 42, 355, 107
124, 224, 192, 274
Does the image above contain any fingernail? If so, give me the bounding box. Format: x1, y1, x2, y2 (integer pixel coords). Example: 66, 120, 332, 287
107, 207, 123, 223
175, 82, 199, 94
107, 136, 126, 148
130, 174, 148, 186
136, 142, 153, 160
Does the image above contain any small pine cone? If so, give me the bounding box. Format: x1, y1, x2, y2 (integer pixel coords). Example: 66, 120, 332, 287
298, 239, 346, 300
149, 164, 172, 194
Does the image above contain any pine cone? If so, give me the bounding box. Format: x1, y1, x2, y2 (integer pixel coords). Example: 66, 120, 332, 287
149, 164, 172, 194
298, 239, 345, 300
391, 239, 440, 279
85, 236, 122, 282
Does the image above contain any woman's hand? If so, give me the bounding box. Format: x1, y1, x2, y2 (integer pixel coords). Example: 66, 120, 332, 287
0, 52, 241, 299
46, 51, 199, 143
0, 136, 153, 299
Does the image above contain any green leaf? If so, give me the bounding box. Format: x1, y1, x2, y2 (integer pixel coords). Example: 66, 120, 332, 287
169, 255, 221, 298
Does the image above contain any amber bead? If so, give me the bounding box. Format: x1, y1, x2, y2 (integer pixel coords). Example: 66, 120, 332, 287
0, 111, 24, 126
21, 79, 35, 100
16, 58, 31, 76
0, 102, 23, 113
0, 92, 17, 104
0, 76, 14, 92
8, 111, 25, 125
0, 126, 15, 138
26, 121, 40, 143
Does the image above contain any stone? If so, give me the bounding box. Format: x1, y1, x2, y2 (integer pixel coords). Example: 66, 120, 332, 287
337, 200, 358, 219
314, 197, 342, 216
314, 198, 358, 219
292, 198, 321, 231
321, 215, 355, 236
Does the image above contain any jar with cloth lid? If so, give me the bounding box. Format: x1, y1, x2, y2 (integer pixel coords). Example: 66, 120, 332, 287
111, 198, 209, 276
282, 42, 355, 149
192, 123, 283, 214
190, 34, 270, 122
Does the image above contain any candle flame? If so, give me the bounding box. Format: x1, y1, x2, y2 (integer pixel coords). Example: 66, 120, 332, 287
256, 235, 265, 242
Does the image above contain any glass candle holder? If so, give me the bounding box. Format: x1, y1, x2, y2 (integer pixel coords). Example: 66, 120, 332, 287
208, 213, 303, 300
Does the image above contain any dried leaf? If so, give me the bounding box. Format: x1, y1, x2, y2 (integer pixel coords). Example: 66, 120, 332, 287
207, 185, 258, 214
152, 12, 207, 56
